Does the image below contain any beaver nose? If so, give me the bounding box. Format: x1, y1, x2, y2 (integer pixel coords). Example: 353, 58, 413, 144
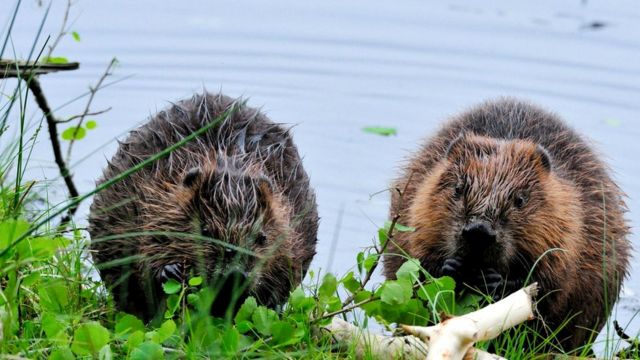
210, 269, 250, 318
461, 221, 496, 248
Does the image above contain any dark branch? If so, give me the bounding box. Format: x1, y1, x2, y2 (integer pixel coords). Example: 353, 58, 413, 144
24, 76, 80, 225
1, 59, 79, 78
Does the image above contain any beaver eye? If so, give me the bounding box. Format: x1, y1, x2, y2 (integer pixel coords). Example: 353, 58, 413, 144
201, 225, 212, 238
514, 192, 528, 209
453, 181, 465, 198
255, 233, 267, 247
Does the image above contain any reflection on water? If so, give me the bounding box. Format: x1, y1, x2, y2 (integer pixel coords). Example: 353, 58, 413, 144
3, 0, 639, 350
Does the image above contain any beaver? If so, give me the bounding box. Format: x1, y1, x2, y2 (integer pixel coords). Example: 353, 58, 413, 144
382, 98, 631, 352
88, 92, 319, 322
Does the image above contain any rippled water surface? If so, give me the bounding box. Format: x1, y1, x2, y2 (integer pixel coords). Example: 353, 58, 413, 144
3, 0, 640, 349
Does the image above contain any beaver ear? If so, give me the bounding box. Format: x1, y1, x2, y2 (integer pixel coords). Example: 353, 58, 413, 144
183, 167, 202, 188
445, 132, 466, 159
535, 145, 552, 172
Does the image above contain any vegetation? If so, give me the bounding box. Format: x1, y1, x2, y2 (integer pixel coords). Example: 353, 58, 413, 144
1, 1, 638, 359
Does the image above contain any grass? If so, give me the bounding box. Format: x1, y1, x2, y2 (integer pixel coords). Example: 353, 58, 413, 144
1, 3, 639, 359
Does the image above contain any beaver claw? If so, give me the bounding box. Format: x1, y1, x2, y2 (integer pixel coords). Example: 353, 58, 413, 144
440, 257, 464, 277
475, 269, 523, 301
159, 263, 184, 283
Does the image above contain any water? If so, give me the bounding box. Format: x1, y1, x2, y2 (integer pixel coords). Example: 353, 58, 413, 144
3, 0, 639, 351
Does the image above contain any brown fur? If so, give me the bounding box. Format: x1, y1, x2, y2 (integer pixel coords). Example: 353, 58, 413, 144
89, 93, 319, 321
383, 99, 631, 351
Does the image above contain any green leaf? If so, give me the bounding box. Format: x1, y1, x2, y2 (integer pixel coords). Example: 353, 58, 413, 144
363, 254, 378, 273
251, 306, 278, 336
325, 296, 342, 313
354, 289, 380, 317
124, 331, 145, 352
378, 279, 412, 306
164, 294, 180, 319
44, 56, 69, 64
234, 296, 257, 323
356, 251, 365, 273
186, 293, 199, 305
61, 126, 86, 141
288, 287, 314, 313
271, 320, 297, 346
153, 319, 176, 343
49, 348, 76, 360
17, 236, 69, 260
0, 219, 30, 257
71, 322, 110, 356
362, 126, 397, 136
235, 320, 253, 334
384, 220, 416, 232
396, 258, 421, 284
357, 291, 381, 317
41, 312, 66, 338
21, 272, 41, 286
86, 120, 97, 129
397, 224, 416, 232
318, 273, 337, 300
341, 271, 361, 294
72, 31, 81, 42
188, 276, 203, 287
115, 314, 144, 339
130, 342, 164, 360
417, 276, 456, 313
221, 326, 239, 355
162, 279, 181, 294
454, 293, 482, 316
396, 298, 430, 326
378, 228, 388, 248
39, 279, 69, 313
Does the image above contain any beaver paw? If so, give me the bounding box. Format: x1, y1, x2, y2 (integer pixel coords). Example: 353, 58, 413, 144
475, 268, 503, 299
440, 257, 464, 278
474, 269, 523, 301
159, 263, 185, 284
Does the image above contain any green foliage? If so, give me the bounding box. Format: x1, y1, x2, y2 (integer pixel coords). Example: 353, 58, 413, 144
71, 322, 111, 356
162, 279, 181, 295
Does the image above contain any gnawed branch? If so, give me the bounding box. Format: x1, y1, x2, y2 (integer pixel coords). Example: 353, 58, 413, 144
323, 283, 539, 360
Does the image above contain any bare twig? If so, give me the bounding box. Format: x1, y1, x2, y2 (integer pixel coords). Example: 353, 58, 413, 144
45, 0, 74, 59
340, 172, 416, 308
56, 107, 111, 123
65, 57, 117, 163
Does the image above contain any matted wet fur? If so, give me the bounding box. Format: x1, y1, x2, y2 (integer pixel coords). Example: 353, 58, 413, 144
89, 92, 318, 321
382, 98, 630, 352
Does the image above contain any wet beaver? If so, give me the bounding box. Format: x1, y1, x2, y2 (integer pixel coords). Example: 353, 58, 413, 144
89, 92, 319, 321
383, 99, 631, 351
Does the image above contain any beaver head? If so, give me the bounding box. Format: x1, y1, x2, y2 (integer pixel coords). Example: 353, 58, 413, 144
139, 155, 293, 314
407, 133, 583, 281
